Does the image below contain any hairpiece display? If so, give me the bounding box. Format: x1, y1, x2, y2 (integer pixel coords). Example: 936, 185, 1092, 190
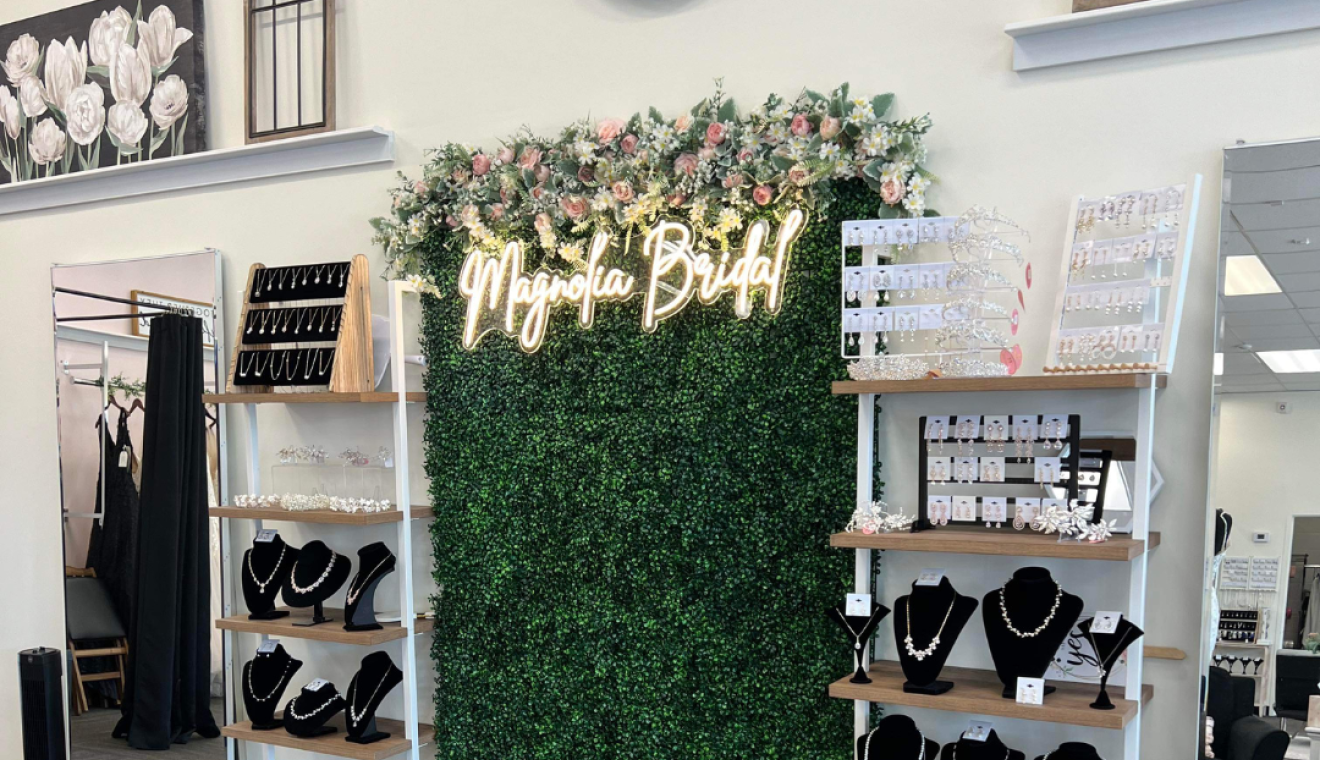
845, 499, 917, 534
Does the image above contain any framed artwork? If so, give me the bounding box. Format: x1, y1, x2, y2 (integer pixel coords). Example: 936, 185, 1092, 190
131, 289, 216, 347
0, 0, 206, 184
244, 0, 335, 143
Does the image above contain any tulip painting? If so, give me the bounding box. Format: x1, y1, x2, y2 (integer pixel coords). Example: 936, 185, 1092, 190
0, 0, 204, 183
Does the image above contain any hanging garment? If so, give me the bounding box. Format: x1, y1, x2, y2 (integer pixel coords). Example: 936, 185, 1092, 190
114, 316, 219, 748
86, 410, 141, 629
1306, 571, 1320, 642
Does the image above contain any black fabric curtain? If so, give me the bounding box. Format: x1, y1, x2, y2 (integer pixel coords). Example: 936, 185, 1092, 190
114, 315, 219, 748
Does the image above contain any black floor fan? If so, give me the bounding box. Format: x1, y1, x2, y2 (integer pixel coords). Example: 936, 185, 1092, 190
19, 647, 66, 760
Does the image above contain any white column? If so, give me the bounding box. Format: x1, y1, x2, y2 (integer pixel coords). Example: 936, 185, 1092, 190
389, 281, 421, 757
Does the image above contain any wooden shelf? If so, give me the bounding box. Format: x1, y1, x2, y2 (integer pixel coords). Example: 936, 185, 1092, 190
830, 530, 1159, 561
210, 505, 434, 524
216, 608, 434, 645
1144, 645, 1186, 661
829, 661, 1152, 730
832, 373, 1165, 395
222, 716, 433, 760
203, 391, 426, 404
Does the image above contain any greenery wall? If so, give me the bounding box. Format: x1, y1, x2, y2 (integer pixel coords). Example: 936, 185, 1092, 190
420, 181, 877, 759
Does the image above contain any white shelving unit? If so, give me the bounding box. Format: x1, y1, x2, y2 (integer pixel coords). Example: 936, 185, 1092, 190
210, 280, 432, 760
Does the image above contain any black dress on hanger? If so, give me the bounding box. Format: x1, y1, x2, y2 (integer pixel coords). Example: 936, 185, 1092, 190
87, 410, 140, 630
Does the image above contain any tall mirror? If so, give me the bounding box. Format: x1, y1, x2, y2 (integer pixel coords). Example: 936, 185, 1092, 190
1205, 138, 1320, 760
50, 251, 226, 757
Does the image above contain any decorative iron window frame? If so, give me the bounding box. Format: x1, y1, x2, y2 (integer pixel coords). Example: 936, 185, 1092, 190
244, 0, 336, 144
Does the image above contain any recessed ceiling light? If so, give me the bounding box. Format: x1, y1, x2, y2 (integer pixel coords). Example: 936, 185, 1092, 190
1214, 353, 1223, 375
1257, 349, 1320, 373
1223, 255, 1282, 296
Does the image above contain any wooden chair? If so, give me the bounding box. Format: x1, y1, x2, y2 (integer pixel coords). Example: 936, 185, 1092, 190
65, 574, 128, 715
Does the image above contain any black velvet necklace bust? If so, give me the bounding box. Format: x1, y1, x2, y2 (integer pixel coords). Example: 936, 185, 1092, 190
243, 535, 299, 620
827, 601, 890, 683
894, 577, 978, 694
1077, 615, 1144, 710
1215, 509, 1233, 556
283, 681, 345, 738
345, 651, 404, 744
242, 644, 302, 730
1035, 742, 1102, 760
982, 567, 1083, 698
856, 715, 938, 760
343, 542, 396, 632
281, 539, 352, 625
940, 729, 1025, 760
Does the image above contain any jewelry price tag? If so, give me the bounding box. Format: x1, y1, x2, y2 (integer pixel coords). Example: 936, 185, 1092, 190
964, 721, 994, 742
846, 593, 873, 617
118, 449, 130, 468
257, 640, 279, 654
306, 678, 330, 692
255, 529, 279, 543
1091, 611, 1122, 635
952, 496, 977, 522
915, 569, 946, 587
1015, 677, 1045, 705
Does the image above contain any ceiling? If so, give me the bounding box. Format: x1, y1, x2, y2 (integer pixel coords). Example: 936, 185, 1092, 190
1217, 139, 1320, 393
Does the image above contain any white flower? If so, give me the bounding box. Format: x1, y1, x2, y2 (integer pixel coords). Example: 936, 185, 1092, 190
765, 123, 789, 144
784, 137, 808, 160
872, 126, 896, 151
908, 174, 931, 195
108, 43, 150, 106
558, 242, 584, 264
148, 74, 188, 129
572, 138, 596, 163
20, 76, 47, 118
846, 105, 873, 127
715, 207, 742, 233
858, 135, 882, 157
742, 132, 763, 150
819, 141, 841, 161
622, 203, 645, 225
28, 117, 66, 165
64, 84, 104, 146
902, 194, 925, 215
769, 102, 792, 120
136, 5, 193, 69
3, 34, 40, 85
89, 7, 133, 67
0, 86, 18, 139
43, 37, 87, 113
591, 191, 613, 212
407, 213, 426, 237
833, 159, 854, 178
106, 102, 147, 149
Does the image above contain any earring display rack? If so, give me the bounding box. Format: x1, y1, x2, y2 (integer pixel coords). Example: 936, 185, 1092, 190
229, 255, 373, 393
1044, 176, 1201, 375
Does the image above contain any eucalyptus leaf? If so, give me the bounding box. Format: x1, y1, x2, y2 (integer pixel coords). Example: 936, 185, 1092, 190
717, 98, 737, 123
871, 93, 894, 119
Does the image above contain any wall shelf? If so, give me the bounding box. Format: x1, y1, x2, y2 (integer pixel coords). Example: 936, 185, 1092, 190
829, 661, 1152, 730
210, 505, 435, 524
221, 717, 434, 760
1004, 0, 1320, 72
215, 608, 434, 645
832, 373, 1165, 394
0, 127, 395, 216
830, 530, 1159, 561
203, 391, 426, 404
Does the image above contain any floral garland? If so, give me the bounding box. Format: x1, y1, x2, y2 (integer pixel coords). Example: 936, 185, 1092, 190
232, 493, 395, 514
372, 81, 934, 291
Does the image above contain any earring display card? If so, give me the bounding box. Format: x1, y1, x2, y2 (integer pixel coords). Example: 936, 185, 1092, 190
952, 496, 977, 522
982, 497, 1007, 524
241, 305, 344, 346
980, 457, 1006, 483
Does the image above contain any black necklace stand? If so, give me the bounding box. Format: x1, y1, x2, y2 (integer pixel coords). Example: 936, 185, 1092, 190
283, 681, 345, 738
940, 729, 1026, 760
243, 535, 299, 620
827, 601, 890, 684
1077, 616, 1144, 710
1035, 742, 1103, 760
281, 540, 352, 627
345, 652, 404, 744
242, 644, 302, 730
344, 542, 397, 632
856, 715, 939, 760
894, 577, 978, 695
982, 567, 1083, 699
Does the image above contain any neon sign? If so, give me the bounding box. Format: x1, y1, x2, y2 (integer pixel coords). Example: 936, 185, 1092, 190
458, 208, 805, 353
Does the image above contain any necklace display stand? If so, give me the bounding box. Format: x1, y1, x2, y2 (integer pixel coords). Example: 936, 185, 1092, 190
940, 729, 1025, 760
1214, 509, 1233, 556
243, 535, 299, 620
982, 567, 1083, 698
345, 651, 404, 744
856, 715, 938, 760
242, 644, 302, 730
281, 539, 351, 627
827, 601, 890, 684
894, 577, 978, 695
344, 542, 397, 632
1035, 742, 1103, 760
283, 681, 345, 738
1078, 616, 1144, 711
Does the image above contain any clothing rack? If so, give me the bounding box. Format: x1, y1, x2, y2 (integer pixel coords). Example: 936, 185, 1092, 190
60, 342, 110, 526
53, 286, 189, 323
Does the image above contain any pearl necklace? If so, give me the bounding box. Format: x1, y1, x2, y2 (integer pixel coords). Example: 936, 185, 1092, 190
346, 556, 393, 606
862, 725, 925, 760
347, 670, 392, 726
246, 659, 291, 702
288, 552, 340, 594
246, 544, 286, 594
904, 594, 957, 661
286, 691, 343, 721
998, 581, 1063, 638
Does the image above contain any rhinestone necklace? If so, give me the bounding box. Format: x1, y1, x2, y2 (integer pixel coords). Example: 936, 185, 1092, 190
839, 606, 883, 651
1086, 625, 1138, 679
288, 551, 339, 594
287, 691, 343, 721
246, 544, 286, 594
246, 659, 291, 703
862, 725, 925, 760
904, 594, 957, 661
998, 581, 1063, 638
346, 555, 393, 606
347, 670, 391, 726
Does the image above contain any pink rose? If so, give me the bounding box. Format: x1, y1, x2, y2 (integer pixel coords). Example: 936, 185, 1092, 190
737, 146, 754, 163
445, 215, 460, 228
500, 187, 513, 205
489, 203, 505, 220
496, 146, 515, 164
534, 212, 553, 234
535, 164, 550, 183
722, 173, 744, 189
790, 113, 812, 137
788, 165, 810, 186
451, 167, 470, 183
577, 165, 595, 184
612, 181, 635, 203
881, 176, 905, 205
673, 152, 699, 177
698, 146, 715, 161
620, 134, 639, 154
531, 185, 545, 201
413, 180, 428, 195
675, 113, 693, 132
597, 118, 626, 142
819, 116, 841, 140
667, 192, 687, 207
705, 121, 727, 146
472, 153, 491, 176
752, 185, 774, 206
560, 195, 588, 220
517, 147, 542, 170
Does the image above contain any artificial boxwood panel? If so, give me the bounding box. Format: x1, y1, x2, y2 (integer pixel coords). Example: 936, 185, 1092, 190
420, 181, 879, 759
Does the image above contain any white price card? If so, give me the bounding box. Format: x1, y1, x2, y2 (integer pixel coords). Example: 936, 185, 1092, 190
915, 569, 946, 587
1091, 612, 1122, 635
964, 722, 994, 742
846, 593, 873, 617
255, 529, 279, 543
1015, 677, 1045, 705
982, 497, 1007, 524
257, 640, 279, 654
952, 496, 977, 522
306, 678, 330, 692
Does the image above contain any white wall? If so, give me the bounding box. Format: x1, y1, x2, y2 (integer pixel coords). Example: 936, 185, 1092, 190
4, 0, 1318, 756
